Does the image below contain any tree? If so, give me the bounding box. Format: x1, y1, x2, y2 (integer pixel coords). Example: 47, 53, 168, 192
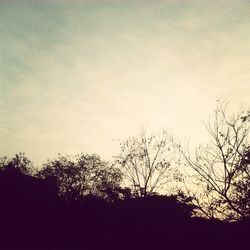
182, 100, 250, 220
115, 130, 181, 197
0, 153, 34, 175
37, 153, 122, 201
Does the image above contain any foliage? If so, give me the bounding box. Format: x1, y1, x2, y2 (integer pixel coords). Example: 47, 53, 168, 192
38, 153, 122, 201
0, 153, 34, 175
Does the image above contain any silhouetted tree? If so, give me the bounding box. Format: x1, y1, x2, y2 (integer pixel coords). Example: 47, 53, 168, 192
0, 153, 34, 175
38, 153, 122, 201
115, 130, 182, 197
229, 147, 250, 218
1, 154, 250, 250
183, 100, 250, 220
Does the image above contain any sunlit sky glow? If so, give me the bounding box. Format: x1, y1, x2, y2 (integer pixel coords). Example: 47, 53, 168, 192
1, 0, 250, 164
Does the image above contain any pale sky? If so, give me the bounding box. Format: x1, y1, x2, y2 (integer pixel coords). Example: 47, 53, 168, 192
1, 0, 250, 165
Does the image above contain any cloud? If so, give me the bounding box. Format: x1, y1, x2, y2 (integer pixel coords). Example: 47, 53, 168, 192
1, 0, 250, 163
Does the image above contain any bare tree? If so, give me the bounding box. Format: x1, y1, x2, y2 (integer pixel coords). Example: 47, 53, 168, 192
182, 100, 250, 220
115, 130, 181, 197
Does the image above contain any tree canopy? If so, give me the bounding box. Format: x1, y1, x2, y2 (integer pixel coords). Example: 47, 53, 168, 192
38, 153, 122, 201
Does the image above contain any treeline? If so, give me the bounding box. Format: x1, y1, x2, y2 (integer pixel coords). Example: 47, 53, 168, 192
0, 152, 250, 250
0, 100, 250, 249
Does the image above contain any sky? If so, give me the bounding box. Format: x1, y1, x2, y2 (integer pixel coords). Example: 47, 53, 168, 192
1, 0, 250, 165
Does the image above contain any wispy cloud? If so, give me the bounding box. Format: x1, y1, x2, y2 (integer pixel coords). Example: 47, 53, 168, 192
1, 0, 250, 163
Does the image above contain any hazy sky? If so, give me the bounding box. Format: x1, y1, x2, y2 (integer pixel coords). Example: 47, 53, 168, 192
1, 0, 250, 164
